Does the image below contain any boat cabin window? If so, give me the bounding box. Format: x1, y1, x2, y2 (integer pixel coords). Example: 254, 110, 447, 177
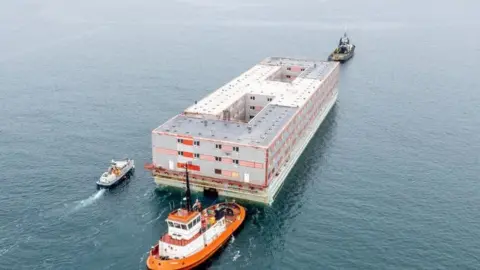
168, 221, 174, 227
188, 222, 193, 229
196, 216, 201, 223
181, 224, 187, 230
174, 223, 181, 229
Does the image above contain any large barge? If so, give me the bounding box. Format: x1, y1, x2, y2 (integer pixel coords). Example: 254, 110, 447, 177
147, 57, 340, 204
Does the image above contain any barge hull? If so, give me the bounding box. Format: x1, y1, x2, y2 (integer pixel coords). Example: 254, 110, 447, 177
153, 90, 338, 204
149, 57, 340, 205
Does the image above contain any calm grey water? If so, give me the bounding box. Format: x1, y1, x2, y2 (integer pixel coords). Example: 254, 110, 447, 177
1, 1, 480, 269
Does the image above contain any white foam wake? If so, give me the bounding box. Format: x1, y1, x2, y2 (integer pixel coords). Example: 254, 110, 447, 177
71, 189, 106, 212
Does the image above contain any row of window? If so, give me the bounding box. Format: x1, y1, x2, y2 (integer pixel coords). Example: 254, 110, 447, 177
177, 139, 240, 152
214, 169, 240, 178
215, 144, 239, 152
214, 157, 240, 164
286, 67, 306, 71
177, 151, 240, 165
167, 215, 201, 230
248, 97, 273, 101
177, 138, 201, 146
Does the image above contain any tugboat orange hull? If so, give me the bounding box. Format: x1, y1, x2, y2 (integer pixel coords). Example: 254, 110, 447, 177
146, 204, 246, 270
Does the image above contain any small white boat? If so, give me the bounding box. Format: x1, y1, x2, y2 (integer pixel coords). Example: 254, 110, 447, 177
97, 159, 135, 188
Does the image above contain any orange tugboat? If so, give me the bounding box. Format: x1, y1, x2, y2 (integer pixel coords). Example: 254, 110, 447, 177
146, 162, 246, 270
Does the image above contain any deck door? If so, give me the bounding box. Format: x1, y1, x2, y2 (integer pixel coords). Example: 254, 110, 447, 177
244, 173, 250, 183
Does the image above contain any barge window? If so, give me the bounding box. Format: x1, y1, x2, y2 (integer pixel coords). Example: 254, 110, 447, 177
177, 139, 183, 143
267, 98, 273, 102
181, 224, 187, 230
215, 157, 222, 162
215, 169, 222, 174
178, 151, 184, 156
194, 153, 200, 158
250, 115, 254, 119
233, 147, 239, 152
233, 159, 239, 165
194, 141, 200, 146
250, 96, 255, 100
215, 144, 222, 149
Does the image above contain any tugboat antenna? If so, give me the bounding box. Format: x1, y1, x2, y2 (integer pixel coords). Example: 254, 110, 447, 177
185, 163, 192, 212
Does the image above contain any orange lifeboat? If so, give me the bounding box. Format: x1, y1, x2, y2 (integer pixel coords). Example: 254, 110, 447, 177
146, 164, 246, 270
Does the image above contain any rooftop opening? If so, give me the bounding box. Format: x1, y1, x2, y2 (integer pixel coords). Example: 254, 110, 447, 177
267, 65, 307, 83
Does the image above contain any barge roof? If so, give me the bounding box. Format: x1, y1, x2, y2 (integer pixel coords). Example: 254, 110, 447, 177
154, 57, 338, 147
155, 104, 298, 147
184, 57, 337, 114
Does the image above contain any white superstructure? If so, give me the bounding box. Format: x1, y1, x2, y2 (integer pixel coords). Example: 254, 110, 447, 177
148, 57, 340, 204
97, 159, 135, 188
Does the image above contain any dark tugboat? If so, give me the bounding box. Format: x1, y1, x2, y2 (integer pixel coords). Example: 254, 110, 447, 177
328, 32, 355, 63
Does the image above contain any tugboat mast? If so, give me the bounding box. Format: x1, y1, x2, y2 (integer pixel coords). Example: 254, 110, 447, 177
184, 163, 192, 212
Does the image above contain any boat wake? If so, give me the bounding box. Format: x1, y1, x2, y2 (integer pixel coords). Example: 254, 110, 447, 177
232, 250, 241, 262
146, 209, 166, 224
70, 189, 106, 213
